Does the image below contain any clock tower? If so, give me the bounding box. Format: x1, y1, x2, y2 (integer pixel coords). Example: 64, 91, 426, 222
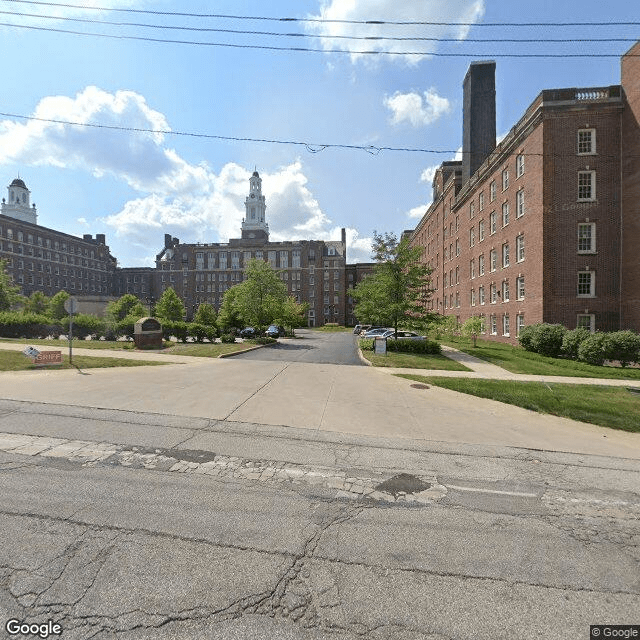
241, 170, 269, 241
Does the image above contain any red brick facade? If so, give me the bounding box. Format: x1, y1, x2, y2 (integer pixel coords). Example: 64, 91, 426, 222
410, 43, 640, 343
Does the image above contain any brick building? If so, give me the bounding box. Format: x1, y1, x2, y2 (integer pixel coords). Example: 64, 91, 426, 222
409, 41, 640, 343
0, 178, 117, 304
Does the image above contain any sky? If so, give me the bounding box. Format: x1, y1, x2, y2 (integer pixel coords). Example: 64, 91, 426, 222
0, 0, 637, 267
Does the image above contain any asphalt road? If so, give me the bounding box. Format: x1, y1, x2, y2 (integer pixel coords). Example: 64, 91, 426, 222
235, 329, 363, 365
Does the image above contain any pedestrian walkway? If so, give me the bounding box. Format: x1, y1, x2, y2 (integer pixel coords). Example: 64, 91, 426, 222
377, 345, 640, 388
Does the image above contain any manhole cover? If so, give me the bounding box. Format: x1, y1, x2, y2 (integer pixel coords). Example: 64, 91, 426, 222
374, 473, 432, 497
410, 383, 430, 390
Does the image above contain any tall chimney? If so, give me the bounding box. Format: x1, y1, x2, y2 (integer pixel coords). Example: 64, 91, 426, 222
462, 60, 496, 184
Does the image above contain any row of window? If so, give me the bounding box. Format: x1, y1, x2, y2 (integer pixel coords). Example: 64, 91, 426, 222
0, 227, 104, 259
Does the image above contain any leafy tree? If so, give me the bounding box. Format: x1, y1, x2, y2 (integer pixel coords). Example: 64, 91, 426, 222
0, 259, 23, 311
350, 231, 435, 338
47, 290, 70, 320
154, 287, 186, 322
277, 296, 309, 336
23, 290, 50, 315
107, 294, 146, 323
193, 302, 217, 326
217, 287, 244, 333
233, 259, 288, 329
461, 315, 484, 347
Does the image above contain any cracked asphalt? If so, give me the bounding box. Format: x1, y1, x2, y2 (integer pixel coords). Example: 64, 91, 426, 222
0, 331, 638, 639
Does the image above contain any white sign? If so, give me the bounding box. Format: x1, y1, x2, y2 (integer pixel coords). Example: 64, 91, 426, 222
374, 336, 387, 355
64, 296, 79, 315
23, 346, 40, 358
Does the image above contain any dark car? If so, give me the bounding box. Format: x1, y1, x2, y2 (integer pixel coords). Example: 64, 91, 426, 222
265, 324, 285, 338
239, 327, 257, 338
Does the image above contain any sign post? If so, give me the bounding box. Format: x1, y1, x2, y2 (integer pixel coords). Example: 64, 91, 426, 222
64, 296, 79, 365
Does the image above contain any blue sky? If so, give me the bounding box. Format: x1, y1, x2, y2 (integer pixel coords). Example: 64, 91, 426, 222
0, 0, 637, 266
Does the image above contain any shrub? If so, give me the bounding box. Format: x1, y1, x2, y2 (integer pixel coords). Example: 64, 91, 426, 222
220, 333, 236, 344
188, 323, 208, 343
205, 326, 218, 342
561, 327, 591, 360
520, 323, 566, 358
359, 338, 373, 351
172, 321, 189, 343
606, 330, 640, 367
61, 314, 105, 339
386, 339, 442, 354
248, 337, 277, 345
517, 324, 537, 352
0, 312, 59, 338
577, 333, 610, 366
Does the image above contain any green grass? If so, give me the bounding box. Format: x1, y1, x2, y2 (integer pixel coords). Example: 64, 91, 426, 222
309, 325, 353, 332
362, 350, 471, 370
0, 337, 137, 350
397, 374, 640, 432
0, 349, 166, 371
441, 337, 640, 380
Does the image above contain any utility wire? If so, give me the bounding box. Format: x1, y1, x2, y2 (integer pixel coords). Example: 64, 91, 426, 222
0, 21, 634, 57
1, 111, 636, 159
4, 0, 640, 27
0, 9, 638, 43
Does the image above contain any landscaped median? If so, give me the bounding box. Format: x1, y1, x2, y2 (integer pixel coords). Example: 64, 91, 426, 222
397, 374, 640, 433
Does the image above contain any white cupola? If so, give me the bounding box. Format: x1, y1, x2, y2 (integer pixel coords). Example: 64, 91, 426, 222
241, 170, 269, 239
1, 177, 38, 224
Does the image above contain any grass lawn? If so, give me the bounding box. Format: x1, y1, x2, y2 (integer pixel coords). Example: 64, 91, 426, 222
0, 349, 166, 371
397, 374, 640, 433
441, 337, 640, 380
362, 349, 471, 370
309, 325, 353, 333
0, 337, 137, 350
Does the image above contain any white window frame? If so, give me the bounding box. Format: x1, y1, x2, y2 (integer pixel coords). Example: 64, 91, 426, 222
503, 314, 510, 337
490, 314, 497, 335
577, 271, 595, 298
470, 259, 475, 279
479, 219, 485, 242
578, 171, 596, 202
516, 189, 525, 218
490, 181, 496, 202
516, 314, 525, 337
469, 228, 475, 247
502, 243, 510, 268
577, 222, 596, 254
490, 211, 497, 234
479, 286, 485, 305
490, 250, 497, 272
471, 289, 476, 306
516, 235, 525, 262
490, 283, 497, 304
502, 169, 509, 191
577, 129, 596, 155
502, 280, 510, 302
516, 154, 525, 178
577, 314, 595, 332
516, 276, 525, 300
479, 192, 485, 211
478, 254, 485, 276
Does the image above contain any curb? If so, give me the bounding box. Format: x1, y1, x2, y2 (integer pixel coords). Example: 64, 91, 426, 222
217, 342, 275, 358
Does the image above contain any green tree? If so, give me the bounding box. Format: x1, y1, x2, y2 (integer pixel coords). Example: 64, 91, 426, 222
233, 259, 288, 329
461, 315, 484, 348
193, 302, 217, 326
47, 290, 70, 320
23, 290, 50, 315
0, 259, 23, 311
277, 296, 309, 336
350, 231, 435, 337
106, 294, 146, 323
155, 287, 186, 322
217, 287, 244, 333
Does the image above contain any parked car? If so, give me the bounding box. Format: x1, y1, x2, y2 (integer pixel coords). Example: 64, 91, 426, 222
265, 324, 285, 338
381, 330, 425, 340
353, 324, 371, 335
362, 327, 391, 338
239, 327, 257, 338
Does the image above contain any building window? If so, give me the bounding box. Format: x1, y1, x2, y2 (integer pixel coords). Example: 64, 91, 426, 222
479, 286, 485, 305
478, 254, 485, 276
268, 251, 276, 268
577, 129, 596, 155
516, 235, 525, 262
502, 243, 510, 268
502, 280, 510, 302
490, 314, 497, 335
479, 192, 485, 211
479, 219, 485, 242
470, 202, 475, 219
455, 266, 460, 284
490, 181, 496, 202
490, 211, 497, 234
292, 250, 301, 268
470, 259, 475, 279
219, 252, 227, 269
578, 171, 596, 201
490, 283, 497, 304
516, 189, 525, 217
516, 154, 525, 178
280, 251, 288, 268
577, 271, 595, 297
502, 202, 510, 227
490, 249, 497, 272
502, 169, 509, 191
516, 276, 525, 300
577, 314, 595, 332
456, 240, 460, 256
516, 314, 525, 336
578, 223, 596, 253
469, 228, 475, 247
503, 314, 510, 336
471, 289, 476, 306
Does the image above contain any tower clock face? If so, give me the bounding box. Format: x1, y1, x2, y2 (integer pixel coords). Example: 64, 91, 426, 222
251, 193, 255, 198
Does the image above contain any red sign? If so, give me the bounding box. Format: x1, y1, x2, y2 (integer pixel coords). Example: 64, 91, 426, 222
33, 351, 63, 365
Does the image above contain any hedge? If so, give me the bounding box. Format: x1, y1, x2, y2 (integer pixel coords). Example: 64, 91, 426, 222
0, 312, 61, 339
360, 338, 441, 355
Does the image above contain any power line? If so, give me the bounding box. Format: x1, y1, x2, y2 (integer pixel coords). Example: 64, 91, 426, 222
4, 0, 640, 27
0, 22, 634, 57
1, 111, 637, 159
1, 9, 638, 44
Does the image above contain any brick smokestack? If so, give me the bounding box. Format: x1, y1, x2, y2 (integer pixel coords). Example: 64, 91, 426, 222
462, 60, 496, 184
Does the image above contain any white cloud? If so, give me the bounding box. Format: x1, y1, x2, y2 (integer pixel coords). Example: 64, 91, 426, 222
420, 165, 439, 184
384, 89, 450, 127
407, 204, 429, 219
306, 0, 485, 65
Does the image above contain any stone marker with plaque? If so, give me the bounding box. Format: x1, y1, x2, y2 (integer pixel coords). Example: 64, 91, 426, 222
134, 317, 163, 349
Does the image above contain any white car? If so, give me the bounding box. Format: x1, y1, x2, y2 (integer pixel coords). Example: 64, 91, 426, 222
362, 328, 391, 338
381, 330, 425, 340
